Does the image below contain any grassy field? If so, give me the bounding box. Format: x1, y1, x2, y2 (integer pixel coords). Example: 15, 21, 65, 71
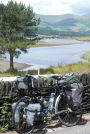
0, 62, 90, 77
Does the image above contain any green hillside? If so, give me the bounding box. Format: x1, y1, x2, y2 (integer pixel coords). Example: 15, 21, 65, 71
36, 14, 90, 36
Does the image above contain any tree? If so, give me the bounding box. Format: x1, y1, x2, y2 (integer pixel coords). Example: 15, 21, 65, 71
0, 1, 40, 70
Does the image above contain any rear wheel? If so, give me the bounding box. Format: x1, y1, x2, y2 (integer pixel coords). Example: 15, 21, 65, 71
55, 94, 82, 127
12, 96, 41, 134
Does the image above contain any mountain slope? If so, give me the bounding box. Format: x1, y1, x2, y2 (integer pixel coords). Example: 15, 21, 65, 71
36, 14, 90, 36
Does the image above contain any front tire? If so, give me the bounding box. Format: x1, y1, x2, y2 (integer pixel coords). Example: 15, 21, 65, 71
12, 96, 36, 134
55, 94, 82, 127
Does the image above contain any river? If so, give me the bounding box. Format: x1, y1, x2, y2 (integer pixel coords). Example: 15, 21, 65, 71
6, 38, 90, 68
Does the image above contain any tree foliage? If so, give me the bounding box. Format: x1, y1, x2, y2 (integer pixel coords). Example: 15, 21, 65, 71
0, 0, 40, 69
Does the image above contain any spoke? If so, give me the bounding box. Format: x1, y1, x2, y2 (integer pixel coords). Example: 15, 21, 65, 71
57, 94, 82, 126
56, 109, 68, 115
27, 126, 35, 134
68, 113, 74, 123
63, 114, 69, 122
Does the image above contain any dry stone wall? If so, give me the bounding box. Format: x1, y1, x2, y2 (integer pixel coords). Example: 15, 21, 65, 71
0, 82, 18, 131
80, 73, 90, 113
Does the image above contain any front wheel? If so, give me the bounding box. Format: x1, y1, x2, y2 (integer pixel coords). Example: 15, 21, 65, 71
12, 96, 41, 134
55, 94, 82, 127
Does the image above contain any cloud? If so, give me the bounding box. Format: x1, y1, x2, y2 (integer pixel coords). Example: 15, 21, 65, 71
70, 0, 90, 14
28, 0, 90, 15
28, 0, 73, 15
0, 0, 90, 15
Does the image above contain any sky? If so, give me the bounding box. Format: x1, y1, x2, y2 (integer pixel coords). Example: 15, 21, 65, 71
0, 0, 90, 15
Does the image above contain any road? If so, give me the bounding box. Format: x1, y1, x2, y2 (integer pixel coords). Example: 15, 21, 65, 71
1, 121, 90, 134
47, 121, 90, 134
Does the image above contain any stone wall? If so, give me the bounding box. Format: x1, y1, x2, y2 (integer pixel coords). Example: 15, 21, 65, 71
80, 73, 90, 113
0, 82, 18, 99
0, 82, 18, 131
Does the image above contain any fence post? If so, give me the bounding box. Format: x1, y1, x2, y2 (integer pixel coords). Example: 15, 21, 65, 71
38, 66, 40, 87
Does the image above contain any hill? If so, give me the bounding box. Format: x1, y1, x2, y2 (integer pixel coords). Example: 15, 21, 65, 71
36, 14, 90, 36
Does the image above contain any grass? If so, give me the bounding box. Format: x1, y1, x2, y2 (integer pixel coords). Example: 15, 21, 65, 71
0, 69, 39, 77
0, 62, 90, 77
82, 51, 90, 61
72, 37, 90, 41
41, 62, 90, 74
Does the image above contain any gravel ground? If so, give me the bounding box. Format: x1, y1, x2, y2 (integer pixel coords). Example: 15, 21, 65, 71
0, 60, 30, 72
1, 121, 89, 134
1, 113, 90, 134
0, 120, 90, 134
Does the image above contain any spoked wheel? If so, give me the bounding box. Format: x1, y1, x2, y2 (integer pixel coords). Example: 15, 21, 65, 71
55, 94, 82, 127
12, 96, 42, 134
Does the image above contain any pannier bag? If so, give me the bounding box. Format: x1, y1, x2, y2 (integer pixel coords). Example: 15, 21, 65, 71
17, 75, 38, 90
16, 75, 38, 97
26, 103, 41, 126
70, 82, 84, 107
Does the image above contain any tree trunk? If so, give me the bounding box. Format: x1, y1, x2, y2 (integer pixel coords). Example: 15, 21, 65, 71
10, 52, 14, 70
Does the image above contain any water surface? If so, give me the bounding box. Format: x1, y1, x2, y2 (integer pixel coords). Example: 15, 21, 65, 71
6, 38, 90, 68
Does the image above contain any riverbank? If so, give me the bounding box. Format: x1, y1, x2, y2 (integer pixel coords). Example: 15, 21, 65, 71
28, 36, 90, 48
0, 60, 31, 72
70, 36, 90, 41
40, 62, 90, 74
28, 42, 76, 48
82, 51, 90, 61
0, 61, 90, 77
38, 36, 90, 41
56, 36, 90, 41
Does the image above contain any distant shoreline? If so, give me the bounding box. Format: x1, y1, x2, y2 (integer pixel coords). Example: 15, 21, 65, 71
38, 36, 90, 42
28, 42, 76, 48
0, 59, 31, 72
29, 36, 90, 48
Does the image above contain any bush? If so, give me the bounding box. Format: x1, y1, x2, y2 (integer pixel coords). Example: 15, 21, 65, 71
0, 96, 13, 132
